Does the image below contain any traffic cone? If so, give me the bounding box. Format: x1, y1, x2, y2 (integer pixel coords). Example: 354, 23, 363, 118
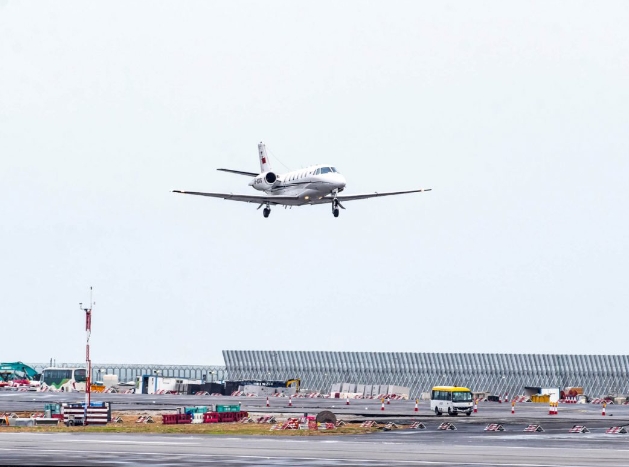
381, 399, 385, 411
266, 396, 269, 408
387, 397, 390, 405
511, 401, 515, 415
414, 399, 418, 412
473, 399, 478, 413
504, 394, 509, 404
602, 402, 606, 416
346, 396, 350, 406
554, 402, 558, 415
289, 395, 292, 407
548, 402, 553, 415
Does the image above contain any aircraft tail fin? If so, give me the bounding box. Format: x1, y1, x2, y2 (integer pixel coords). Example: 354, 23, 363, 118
258, 142, 272, 173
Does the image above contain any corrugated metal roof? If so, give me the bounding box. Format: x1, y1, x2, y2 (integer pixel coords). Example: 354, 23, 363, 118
223, 350, 629, 398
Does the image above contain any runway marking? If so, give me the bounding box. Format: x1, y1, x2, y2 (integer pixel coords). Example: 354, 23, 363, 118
70, 439, 200, 446
0, 448, 602, 466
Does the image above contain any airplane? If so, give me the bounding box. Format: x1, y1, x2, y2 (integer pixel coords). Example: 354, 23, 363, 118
172, 142, 431, 218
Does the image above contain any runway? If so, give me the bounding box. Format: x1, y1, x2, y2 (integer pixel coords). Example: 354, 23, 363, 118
1, 429, 629, 466
2, 392, 629, 466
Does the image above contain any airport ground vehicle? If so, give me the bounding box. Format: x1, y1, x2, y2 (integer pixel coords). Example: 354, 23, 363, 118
41, 367, 87, 391
431, 386, 474, 416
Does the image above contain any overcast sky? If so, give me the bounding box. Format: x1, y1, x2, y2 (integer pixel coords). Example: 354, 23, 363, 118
2, 1, 628, 366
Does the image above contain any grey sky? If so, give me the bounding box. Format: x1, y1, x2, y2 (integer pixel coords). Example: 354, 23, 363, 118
1, 1, 628, 365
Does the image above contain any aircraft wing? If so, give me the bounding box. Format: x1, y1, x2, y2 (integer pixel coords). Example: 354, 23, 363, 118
171, 190, 301, 205
334, 188, 432, 202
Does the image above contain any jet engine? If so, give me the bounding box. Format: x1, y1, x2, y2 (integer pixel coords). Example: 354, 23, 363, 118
249, 171, 280, 191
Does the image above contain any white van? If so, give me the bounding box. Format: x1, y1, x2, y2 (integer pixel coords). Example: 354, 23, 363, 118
431, 386, 473, 416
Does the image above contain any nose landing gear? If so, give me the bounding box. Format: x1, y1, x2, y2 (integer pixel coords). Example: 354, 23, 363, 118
331, 194, 344, 218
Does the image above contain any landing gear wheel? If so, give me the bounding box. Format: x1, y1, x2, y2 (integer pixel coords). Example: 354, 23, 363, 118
333, 208, 339, 218
435, 407, 442, 416
263, 207, 271, 218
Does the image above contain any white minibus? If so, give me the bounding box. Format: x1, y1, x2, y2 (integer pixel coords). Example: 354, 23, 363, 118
431, 386, 473, 416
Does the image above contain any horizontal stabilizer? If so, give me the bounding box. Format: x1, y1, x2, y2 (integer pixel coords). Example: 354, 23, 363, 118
217, 168, 259, 177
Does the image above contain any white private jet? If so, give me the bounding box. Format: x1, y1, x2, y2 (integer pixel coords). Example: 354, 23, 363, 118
172, 142, 431, 218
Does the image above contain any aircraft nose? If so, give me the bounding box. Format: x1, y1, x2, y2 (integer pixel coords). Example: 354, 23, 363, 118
337, 174, 347, 190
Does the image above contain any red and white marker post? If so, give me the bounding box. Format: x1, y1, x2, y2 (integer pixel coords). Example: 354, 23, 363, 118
266, 396, 270, 408
381, 399, 385, 411
346, 396, 350, 406
511, 401, 515, 415
602, 402, 606, 416
289, 395, 292, 407
414, 399, 418, 412
80, 288, 93, 426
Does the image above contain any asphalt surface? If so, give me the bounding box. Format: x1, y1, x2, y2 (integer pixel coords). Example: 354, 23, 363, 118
2, 430, 629, 466
2, 392, 629, 466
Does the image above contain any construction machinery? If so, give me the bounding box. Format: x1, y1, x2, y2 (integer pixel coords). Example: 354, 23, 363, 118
0, 362, 40, 387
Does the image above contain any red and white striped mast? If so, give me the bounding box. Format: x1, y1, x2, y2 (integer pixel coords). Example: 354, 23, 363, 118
80, 287, 93, 425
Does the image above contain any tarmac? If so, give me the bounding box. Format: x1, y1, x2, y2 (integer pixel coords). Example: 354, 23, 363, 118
1, 391, 629, 466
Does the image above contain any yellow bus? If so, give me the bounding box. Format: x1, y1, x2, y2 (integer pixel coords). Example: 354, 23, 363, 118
431, 386, 473, 416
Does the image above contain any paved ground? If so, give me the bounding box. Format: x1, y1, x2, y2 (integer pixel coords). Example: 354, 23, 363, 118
1, 390, 627, 421
1, 392, 628, 466
1, 430, 629, 466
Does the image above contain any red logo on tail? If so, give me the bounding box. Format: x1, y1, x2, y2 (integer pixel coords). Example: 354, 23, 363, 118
261, 157, 266, 164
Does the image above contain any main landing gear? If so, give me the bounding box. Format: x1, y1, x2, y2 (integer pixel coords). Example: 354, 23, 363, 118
259, 202, 271, 218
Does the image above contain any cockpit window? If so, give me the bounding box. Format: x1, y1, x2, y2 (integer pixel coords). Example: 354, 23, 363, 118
331, 167, 338, 173
320, 167, 332, 174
